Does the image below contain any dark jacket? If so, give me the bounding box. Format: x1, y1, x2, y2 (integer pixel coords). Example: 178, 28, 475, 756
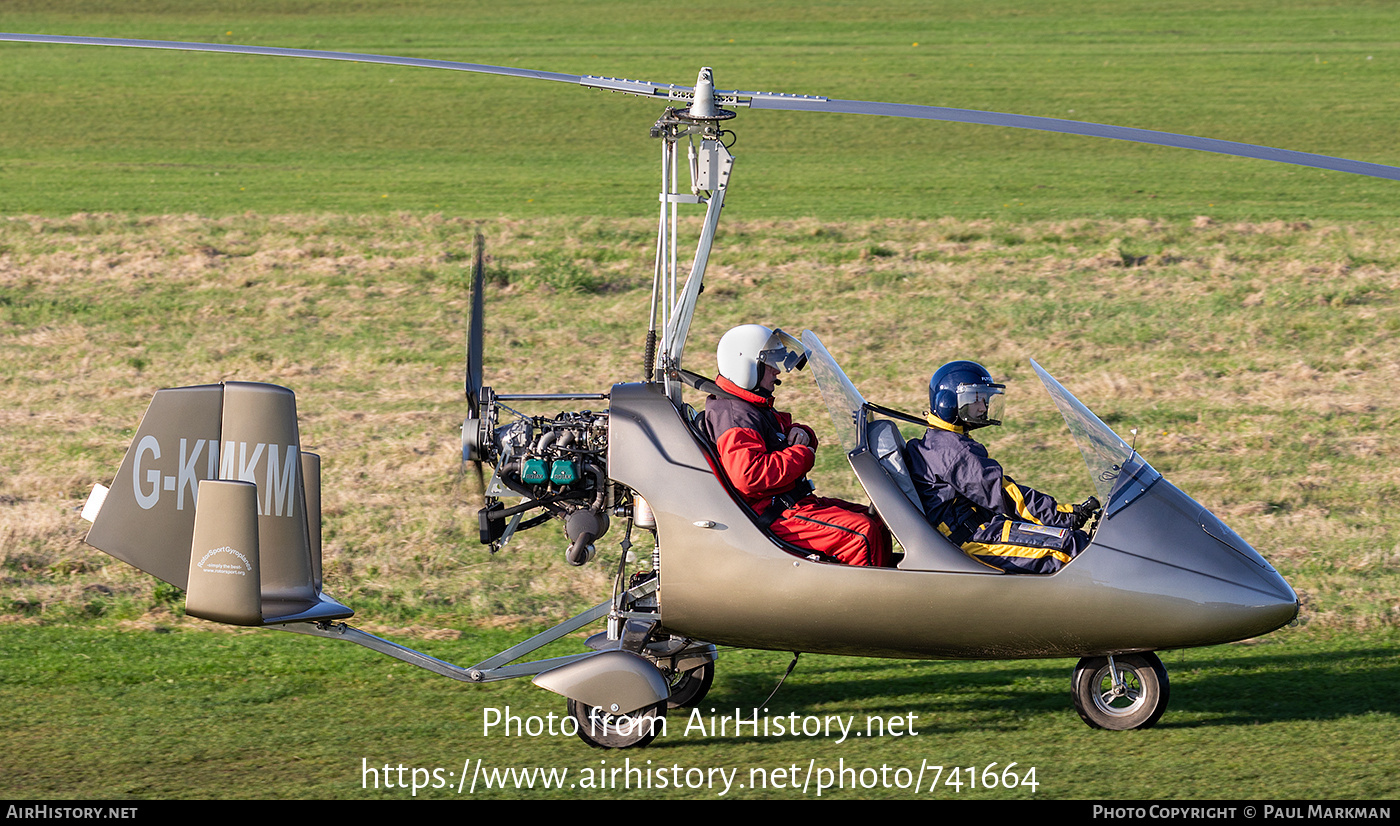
906, 419, 1076, 543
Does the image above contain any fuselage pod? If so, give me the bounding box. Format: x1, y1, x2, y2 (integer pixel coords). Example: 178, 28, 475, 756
606, 346, 1297, 662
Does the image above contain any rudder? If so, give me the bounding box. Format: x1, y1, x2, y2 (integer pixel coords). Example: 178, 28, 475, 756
82, 381, 351, 625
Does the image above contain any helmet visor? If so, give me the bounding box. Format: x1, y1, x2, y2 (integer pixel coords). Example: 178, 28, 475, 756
956, 382, 1005, 427
757, 328, 810, 373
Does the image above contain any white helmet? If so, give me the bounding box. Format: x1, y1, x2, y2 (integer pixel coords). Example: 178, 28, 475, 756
716, 324, 809, 391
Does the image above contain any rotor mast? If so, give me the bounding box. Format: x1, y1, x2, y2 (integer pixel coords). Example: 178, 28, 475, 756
644, 68, 736, 401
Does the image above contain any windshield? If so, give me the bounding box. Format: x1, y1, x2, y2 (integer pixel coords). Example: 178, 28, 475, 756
1030, 359, 1161, 507
802, 332, 1159, 511
801, 331, 865, 454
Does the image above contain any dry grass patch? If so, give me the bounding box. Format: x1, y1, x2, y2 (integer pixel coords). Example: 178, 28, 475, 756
4, 213, 1400, 631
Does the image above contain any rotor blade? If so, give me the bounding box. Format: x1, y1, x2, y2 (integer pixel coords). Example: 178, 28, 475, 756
0, 33, 696, 101
0, 32, 584, 85
749, 96, 1400, 181
8, 32, 1398, 180
465, 233, 486, 419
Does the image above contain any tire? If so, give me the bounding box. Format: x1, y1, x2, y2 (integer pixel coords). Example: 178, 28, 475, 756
566, 698, 666, 749
1072, 652, 1170, 730
666, 661, 715, 709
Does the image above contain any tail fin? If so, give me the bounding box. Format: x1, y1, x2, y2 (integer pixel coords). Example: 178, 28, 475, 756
83, 381, 352, 626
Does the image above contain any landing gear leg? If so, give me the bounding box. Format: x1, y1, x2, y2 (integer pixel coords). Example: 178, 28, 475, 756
1072, 652, 1170, 730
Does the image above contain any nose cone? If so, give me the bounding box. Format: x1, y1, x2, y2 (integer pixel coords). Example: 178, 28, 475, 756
1089, 477, 1299, 646
1197, 504, 1299, 610
1195, 551, 1300, 641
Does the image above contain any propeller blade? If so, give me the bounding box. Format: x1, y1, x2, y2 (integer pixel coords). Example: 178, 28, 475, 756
749, 96, 1400, 181
472, 459, 486, 496
457, 451, 487, 500
465, 233, 486, 418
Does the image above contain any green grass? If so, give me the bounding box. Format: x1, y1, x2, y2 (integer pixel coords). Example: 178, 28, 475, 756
4, 0, 1400, 220
3, 624, 1396, 799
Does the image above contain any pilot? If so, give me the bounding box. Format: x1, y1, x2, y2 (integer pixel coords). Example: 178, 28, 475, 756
701, 324, 893, 567
906, 360, 1099, 574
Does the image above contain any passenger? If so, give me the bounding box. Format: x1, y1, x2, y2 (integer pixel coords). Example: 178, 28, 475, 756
906, 360, 1099, 574
702, 324, 893, 567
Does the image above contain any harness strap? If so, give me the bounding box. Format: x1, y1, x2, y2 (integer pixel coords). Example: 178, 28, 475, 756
936, 506, 983, 546
753, 479, 816, 530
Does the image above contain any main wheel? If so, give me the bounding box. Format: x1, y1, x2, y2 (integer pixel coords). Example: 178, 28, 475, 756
566, 698, 666, 749
1071, 652, 1170, 730
665, 661, 715, 709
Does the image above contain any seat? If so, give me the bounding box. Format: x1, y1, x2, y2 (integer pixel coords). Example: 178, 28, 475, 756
868, 417, 922, 508
853, 418, 1001, 574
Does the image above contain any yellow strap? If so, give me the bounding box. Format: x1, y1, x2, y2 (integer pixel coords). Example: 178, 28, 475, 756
1001, 478, 1043, 525
963, 541, 1073, 565
924, 414, 965, 434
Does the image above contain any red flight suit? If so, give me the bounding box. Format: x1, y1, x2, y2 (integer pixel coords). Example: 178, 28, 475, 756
702, 376, 892, 567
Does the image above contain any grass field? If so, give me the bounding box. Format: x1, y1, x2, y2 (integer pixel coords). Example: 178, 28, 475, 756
2, 0, 1399, 803
4, 625, 1397, 800
4, 0, 1400, 220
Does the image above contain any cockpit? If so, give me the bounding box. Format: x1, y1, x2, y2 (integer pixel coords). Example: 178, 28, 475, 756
800, 331, 1159, 574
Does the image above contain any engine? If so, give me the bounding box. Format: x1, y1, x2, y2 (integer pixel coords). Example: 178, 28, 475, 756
464, 399, 614, 565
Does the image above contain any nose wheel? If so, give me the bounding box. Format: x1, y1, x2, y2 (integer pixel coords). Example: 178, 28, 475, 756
1072, 652, 1170, 730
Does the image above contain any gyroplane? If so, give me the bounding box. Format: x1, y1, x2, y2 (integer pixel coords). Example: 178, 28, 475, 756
8, 31, 1392, 748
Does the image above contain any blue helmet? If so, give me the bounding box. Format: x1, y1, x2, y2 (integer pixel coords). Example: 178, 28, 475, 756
929, 361, 1005, 430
